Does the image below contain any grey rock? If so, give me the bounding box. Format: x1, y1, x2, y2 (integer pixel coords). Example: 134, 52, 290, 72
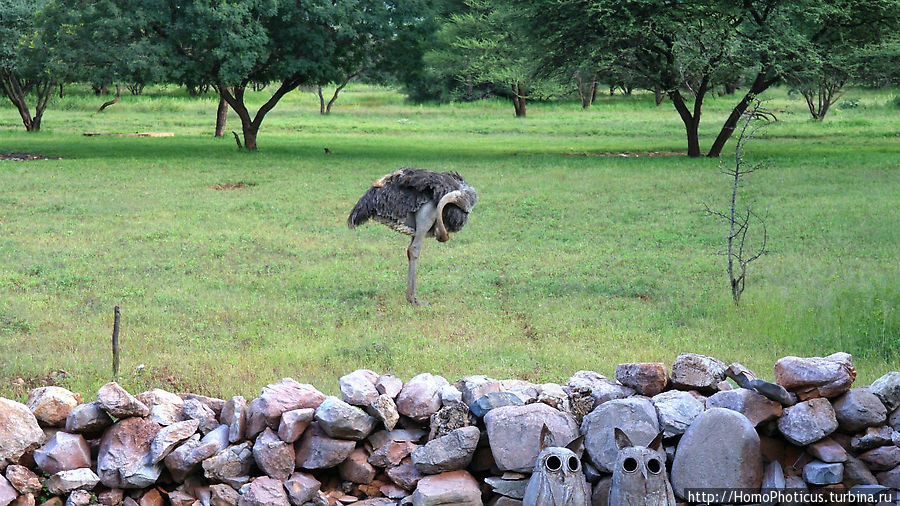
96, 417, 163, 489
876, 465, 900, 489
277, 408, 314, 444
45, 468, 101, 495
338, 448, 376, 484
890, 408, 900, 431
180, 393, 225, 417
252, 428, 294, 481
238, 476, 290, 506
210, 483, 240, 506
64, 402, 113, 436
469, 392, 523, 418
202, 442, 253, 487
368, 394, 400, 432
485, 403, 579, 473
314, 396, 377, 440
870, 372, 900, 412
97, 382, 149, 418
439, 385, 462, 406
725, 362, 757, 389
671, 408, 762, 499
369, 440, 419, 468
651, 390, 705, 437
411, 426, 479, 474
858, 445, 900, 471
0, 397, 46, 462
806, 438, 847, 463
535, 383, 570, 413
135, 389, 184, 426
761, 461, 785, 490
163, 434, 203, 482
454, 376, 501, 406
26, 386, 80, 427
502, 382, 541, 405
396, 374, 449, 422
341, 370, 381, 407
615, 363, 669, 397
182, 399, 220, 435
294, 423, 355, 470
774, 352, 856, 400
427, 403, 470, 441
150, 419, 200, 464
484, 476, 528, 499
255, 378, 327, 430
844, 455, 880, 486
410, 470, 482, 506
749, 379, 797, 406
670, 353, 727, 393
5, 465, 41, 495
219, 396, 247, 443
376, 375, 404, 399
0, 476, 17, 506
851, 425, 894, 452
832, 388, 888, 433
777, 398, 839, 446
387, 457, 424, 491
581, 397, 660, 473
65, 489, 92, 506
802, 461, 843, 485
283, 472, 321, 506
580, 377, 634, 406
33, 432, 91, 475
706, 388, 783, 426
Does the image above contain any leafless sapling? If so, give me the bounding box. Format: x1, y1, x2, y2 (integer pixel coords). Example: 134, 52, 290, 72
704, 100, 774, 305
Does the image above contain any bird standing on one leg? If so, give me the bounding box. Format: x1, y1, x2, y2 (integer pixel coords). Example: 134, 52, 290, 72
347, 168, 478, 305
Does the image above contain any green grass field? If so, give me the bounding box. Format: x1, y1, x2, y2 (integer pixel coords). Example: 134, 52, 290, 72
0, 84, 897, 401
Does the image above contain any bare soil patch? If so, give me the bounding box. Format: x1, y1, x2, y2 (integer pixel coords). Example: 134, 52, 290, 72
1, 153, 62, 161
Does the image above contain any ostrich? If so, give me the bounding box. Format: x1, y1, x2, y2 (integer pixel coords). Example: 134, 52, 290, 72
348, 168, 478, 305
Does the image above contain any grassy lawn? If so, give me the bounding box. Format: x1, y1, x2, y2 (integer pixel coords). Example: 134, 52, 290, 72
0, 84, 897, 400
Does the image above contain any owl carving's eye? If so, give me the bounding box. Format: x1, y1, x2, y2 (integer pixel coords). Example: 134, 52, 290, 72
545, 455, 562, 472
622, 457, 638, 473
567, 456, 580, 472
646, 457, 662, 474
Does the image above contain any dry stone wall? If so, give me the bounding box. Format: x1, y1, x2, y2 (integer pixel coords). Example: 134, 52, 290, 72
1, 352, 899, 505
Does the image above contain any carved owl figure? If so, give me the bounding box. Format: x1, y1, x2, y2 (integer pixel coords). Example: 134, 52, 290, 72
522, 424, 591, 506
608, 428, 677, 506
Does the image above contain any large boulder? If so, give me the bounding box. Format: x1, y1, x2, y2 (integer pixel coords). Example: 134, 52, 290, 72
410, 470, 482, 506
97, 382, 150, 418
340, 370, 380, 407
0, 398, 45, 462
411, 426, 480, 474
773, 353, 856, 400
396, 374, 449, 422
96, 417, 163, 489
26, 387, 81, 427
293, 423, 355, 470
706, 388, 783, 426
777, 398, 839, 446
202, 442, 254, 487
149, 419, 200, 464
650, 390, 705, 437
670, 408, 763, 499
615, 363, 669, 397
581, 397, 660, 473
869, 372, 900, 411
135, 389, 184, 426
64, 402, 113, 436
832, 388, 887, 433
254, 379, 326, 430
33, 432, 91, 475
484, 403, 579, 473
670, 353, 727, 393
252, 428, 294, 481
314, 397, 376, 440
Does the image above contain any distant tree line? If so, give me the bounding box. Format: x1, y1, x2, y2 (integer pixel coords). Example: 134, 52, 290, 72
1, 0, 898, 154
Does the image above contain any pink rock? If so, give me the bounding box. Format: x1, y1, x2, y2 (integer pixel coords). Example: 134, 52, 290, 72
237, 476, 289, 506
386, 457, 423, 491
615, 363, 669, 396
294, 423, 355, 470
339, 448, 376, 484
277, 408, 314, 443
396, 374, 449, 422
26, 387, 81, 427
135, 389, 184, 426
96, 417, 163, 489
256, 379, 326, 429
4, 465, 41, 495
706, 388, 783, 426
410, 470, 482, 505
283, 472, 320, 505
774, 353, 856, 400
33, 432, 91, 474
252, 428, 294, 481
0, 398, 45, 462
97, 383, 150, 419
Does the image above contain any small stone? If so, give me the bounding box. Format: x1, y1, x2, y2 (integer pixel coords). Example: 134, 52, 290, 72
581, 397, 660, 473
777, 398, 839, 446
411, 426, 479, 474
97, 382, 150, 418
807, 438, 847, 463
315, 397, 377, 440
135, 389, 184, 426
386, 457, 423, 491
858, 445, 900, 471
615, 363, 668, 396
254, 379, 327, 430
5, 465, 41, 495
26, 387, 81, 427
376, 375, 404, 399
670, 353, 727, 393
484, 476, 528, 499
716, 380, 733, 391
396, 374, 449, 422
468, 392, 523, 418
485, 402, 579, 473
706, 388, 783, 426
96, 417, 163, 489
367, 395, 400, 432
832, 388, 888, 433
219, 396, 247, 444
150, 419, 200, 464
166, 491, 196, 506
851, 426, 894, 452
182, 399, 219, 435
802, 461, 843, 485
410, 470, 481, 506
9, 492, 34, 506
202, 443, 253, 486
277, 408, 314, 444
252, 428, 295, 481
294, 423, 355, 470
64, 402, 113, 436
380, 483, 407, 499
209, 484, 240, 506
427, 403, 470, 441
870, 372, 900, 411
45, 468, 100, 495
876, 465, 900, 489
369, 441, 418, 468
844, 455, 879, 486
33, 432, 91, 475
651, 390, 705, 437
761, 461, 785, 490
725, 362, 757, 389
438, 385, 462, 406
341, 370, 381, 407
283, 472, 320, 505
454, 376, 501, 406
368, 428, 425, 449
0, 398, 46, 462
748, 379, 797, 406
180, 393, 225, 417
138, 489, 164, 506
338, 448, 376, 484
774, 353, 857, 400
238, 476, 290, 506
65, 490, 92, 506
536, 383, 570, 412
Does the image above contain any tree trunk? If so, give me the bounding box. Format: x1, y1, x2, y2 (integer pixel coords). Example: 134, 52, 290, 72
512, 84, 527, 118
98, 84, 123, 112
707, 70, 777, 157
218, 75, 304, 151
654, 85, 665, 106
0, 70, 50, 132
215, 90, 229, 137
317, 85, 326, 115
58, 83, 64, 98
242, 125, 258, 151
669, 79, 707, 158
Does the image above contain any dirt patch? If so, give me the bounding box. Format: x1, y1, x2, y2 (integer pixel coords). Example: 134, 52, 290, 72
565, 151, 688, 158
213, 183, 248, 190
1, 153, 62, 161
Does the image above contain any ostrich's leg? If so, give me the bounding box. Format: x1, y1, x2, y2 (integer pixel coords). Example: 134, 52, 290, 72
406, 205, 436, 306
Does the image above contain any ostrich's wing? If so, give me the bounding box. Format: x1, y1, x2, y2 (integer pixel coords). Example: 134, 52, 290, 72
348, 168, 467, 230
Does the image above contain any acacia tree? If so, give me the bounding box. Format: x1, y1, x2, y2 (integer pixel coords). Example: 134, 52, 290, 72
0, 0, 55, 131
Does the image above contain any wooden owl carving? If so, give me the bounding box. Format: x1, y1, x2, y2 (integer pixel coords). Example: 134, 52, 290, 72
522, 424, 591, 506
608, 428, 676, 506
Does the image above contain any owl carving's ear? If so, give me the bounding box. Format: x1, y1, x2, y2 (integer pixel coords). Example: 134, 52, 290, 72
614, 427, 633, 450
539, 424, 556, 450
566, 435, 585, 456
648, 431, 664, 451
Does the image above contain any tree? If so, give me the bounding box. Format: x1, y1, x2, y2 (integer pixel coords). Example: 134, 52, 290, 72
0, 0, 54, 131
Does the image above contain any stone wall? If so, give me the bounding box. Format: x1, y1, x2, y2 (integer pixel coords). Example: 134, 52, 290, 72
1, 352, 899, 506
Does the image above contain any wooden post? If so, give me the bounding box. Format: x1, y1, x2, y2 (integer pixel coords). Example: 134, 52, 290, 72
112, 306, 120, 379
